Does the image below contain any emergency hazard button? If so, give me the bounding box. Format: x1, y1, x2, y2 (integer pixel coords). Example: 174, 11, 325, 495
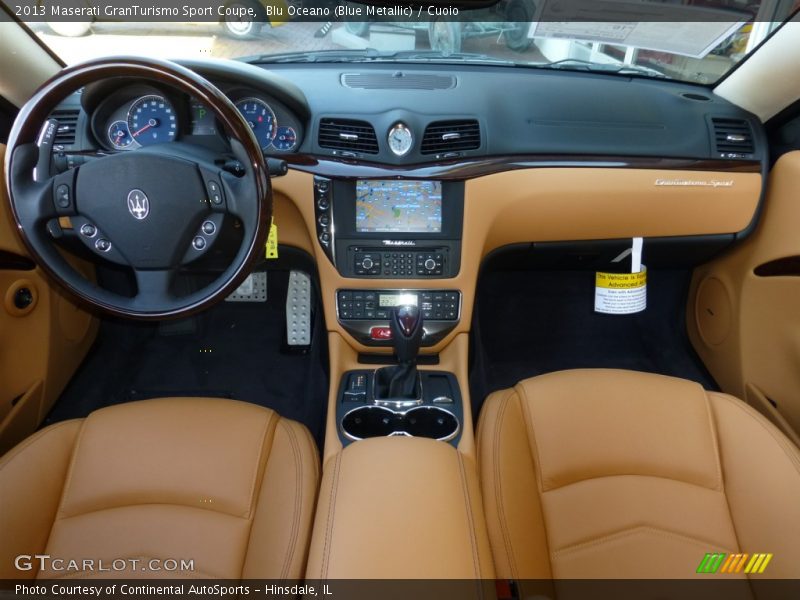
370, 326, 393, 341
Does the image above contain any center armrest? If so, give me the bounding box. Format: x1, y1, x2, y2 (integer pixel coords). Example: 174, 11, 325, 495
305, 437, 495, 580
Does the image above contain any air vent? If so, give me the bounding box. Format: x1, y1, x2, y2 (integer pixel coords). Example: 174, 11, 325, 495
318, 118, 379, 155
342, 73, 456, 90
50, 109, 80, 146
421, 120, 481, 155
711, 118, 754, 157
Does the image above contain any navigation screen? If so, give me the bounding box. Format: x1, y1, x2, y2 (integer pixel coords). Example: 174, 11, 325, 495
356, 180, 442, 233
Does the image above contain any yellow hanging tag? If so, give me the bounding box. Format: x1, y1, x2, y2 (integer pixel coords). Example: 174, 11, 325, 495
266, 218, 278, 259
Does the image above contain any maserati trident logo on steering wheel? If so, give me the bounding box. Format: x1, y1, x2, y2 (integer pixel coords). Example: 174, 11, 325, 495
127, 189, 150, 220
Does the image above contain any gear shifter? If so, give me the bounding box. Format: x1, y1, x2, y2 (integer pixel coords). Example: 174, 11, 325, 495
374, 305, 424, 400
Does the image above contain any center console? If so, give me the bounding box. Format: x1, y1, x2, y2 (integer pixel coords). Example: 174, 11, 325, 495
313, 176, 464, 279
335, 305, 463, 448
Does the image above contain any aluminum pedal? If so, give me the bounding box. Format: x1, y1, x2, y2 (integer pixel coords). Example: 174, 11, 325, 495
286, 271, 312, 346
225, 272, 267, 302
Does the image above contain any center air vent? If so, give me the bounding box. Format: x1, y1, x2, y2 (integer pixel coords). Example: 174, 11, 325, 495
341, 73, 456, 90
318, 118, 379, 155
50, 109, 80, 146
711, 118, 754, 157
421, 120, 481, 155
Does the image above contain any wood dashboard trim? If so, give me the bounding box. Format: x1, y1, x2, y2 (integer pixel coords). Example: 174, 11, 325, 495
285, 154, 761, 180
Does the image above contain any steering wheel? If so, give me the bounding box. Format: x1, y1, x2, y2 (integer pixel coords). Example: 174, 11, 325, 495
4, 57, 271, 319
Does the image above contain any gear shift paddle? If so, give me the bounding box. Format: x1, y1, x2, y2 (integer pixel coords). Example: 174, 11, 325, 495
374, 305, 424, 400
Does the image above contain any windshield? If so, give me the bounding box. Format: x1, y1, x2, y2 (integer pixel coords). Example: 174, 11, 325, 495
4, 0, 798, 84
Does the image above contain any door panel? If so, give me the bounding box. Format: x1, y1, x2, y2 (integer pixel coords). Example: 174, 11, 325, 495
0, 144, 97, 454
688, 150, 800, 445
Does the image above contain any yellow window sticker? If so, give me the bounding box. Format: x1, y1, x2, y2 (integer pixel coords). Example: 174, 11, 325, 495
266, 218, 278, 259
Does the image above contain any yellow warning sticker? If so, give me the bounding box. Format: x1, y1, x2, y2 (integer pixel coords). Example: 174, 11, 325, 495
595, 267, 647, 314
595, 270, 647, 289
266, 218, 278, 259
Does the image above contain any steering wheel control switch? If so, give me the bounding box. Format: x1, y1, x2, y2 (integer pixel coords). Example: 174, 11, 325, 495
225, 272, 267, 302
286, 270, 312, 347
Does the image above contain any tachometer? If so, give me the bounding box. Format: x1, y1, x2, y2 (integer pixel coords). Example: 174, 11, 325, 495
107, 120, 134, 150
235, 97, 277, 150
127, 95, 178, 146
272, 126, 297, 152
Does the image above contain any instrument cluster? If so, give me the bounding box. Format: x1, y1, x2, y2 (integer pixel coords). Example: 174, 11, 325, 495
91, 85, 303, 154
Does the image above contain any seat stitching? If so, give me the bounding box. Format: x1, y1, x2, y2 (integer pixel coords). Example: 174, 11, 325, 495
457, 451, 481, 579
552, 525, 736, 557
715, 392, 800, 473
704, 391, 744, 565
541, 471, 729, 493
321, 452, 342, 579
702, 390, 724, 492
491, 391, 519, 579
55, 502, 256, 520
242, 412, 277, 520
516, 382, 555, 577
516, 383, 546, 492
0, 420, 80, 472
278, 420, 303, 580
55, 419, 90, 520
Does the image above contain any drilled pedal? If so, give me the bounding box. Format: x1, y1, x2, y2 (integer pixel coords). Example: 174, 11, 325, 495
286, 271, 312, 346
226, 272, 267, 302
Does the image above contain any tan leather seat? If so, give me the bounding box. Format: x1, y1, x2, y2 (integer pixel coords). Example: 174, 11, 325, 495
0, 397, 319, 579
477, 369, 800, 579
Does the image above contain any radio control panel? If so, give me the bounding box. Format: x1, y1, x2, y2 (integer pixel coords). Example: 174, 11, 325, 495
349, 248, 448, 278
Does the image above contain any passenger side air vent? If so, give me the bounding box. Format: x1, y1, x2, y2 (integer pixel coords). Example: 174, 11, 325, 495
318, 118, 379, 155
420, 120, 481, 155
711, 118, 754, 157
341, 73, 456, 90
50, 109, 80, 146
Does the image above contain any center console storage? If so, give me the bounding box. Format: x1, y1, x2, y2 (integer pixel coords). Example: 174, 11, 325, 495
305, 437, 495, 580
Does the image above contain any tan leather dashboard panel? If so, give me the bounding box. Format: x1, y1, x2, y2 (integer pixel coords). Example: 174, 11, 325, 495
273, 167, 762, 356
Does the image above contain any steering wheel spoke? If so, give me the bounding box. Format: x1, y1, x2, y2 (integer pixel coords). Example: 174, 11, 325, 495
133, 268, 177, 307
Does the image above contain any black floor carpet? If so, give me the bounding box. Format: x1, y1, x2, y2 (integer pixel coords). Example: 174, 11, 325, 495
470, 269, 717, 417
44, 271, 328, 448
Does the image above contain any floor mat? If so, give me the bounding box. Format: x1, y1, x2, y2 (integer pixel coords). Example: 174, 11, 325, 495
470, 269, 718, 417
44, 271, 329, 448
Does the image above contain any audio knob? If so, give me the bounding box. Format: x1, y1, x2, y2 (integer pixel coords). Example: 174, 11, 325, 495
361, 257, 374, 270
424, 258, 437, 271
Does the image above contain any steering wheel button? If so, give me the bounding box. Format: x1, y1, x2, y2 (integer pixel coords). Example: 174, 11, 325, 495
192, 236, 207, 250
202, 221, 216, 235
55, 184, 70, 208
80, 223, 97, 238
95, 238, 111, 253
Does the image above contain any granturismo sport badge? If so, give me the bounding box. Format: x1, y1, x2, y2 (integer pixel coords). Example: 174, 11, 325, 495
654, 179, 735, 188
127, 189, 150, 220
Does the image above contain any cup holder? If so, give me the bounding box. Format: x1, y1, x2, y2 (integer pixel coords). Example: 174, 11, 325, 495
341, 405, 460, 442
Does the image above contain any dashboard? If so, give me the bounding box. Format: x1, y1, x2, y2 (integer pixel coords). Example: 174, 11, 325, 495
43, 58, 767, 352
86, 80, 304, 155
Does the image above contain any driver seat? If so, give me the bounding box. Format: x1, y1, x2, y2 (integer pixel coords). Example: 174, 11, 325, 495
0, 397, 319, 579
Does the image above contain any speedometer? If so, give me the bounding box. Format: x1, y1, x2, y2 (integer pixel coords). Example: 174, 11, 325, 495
235, 98, 277, 150
127, 95, 178, 147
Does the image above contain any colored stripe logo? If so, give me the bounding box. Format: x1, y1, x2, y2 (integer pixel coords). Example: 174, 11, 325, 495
697, 553, 773, 574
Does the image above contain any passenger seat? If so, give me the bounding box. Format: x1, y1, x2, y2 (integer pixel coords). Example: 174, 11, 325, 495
477, 369, 800, 578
